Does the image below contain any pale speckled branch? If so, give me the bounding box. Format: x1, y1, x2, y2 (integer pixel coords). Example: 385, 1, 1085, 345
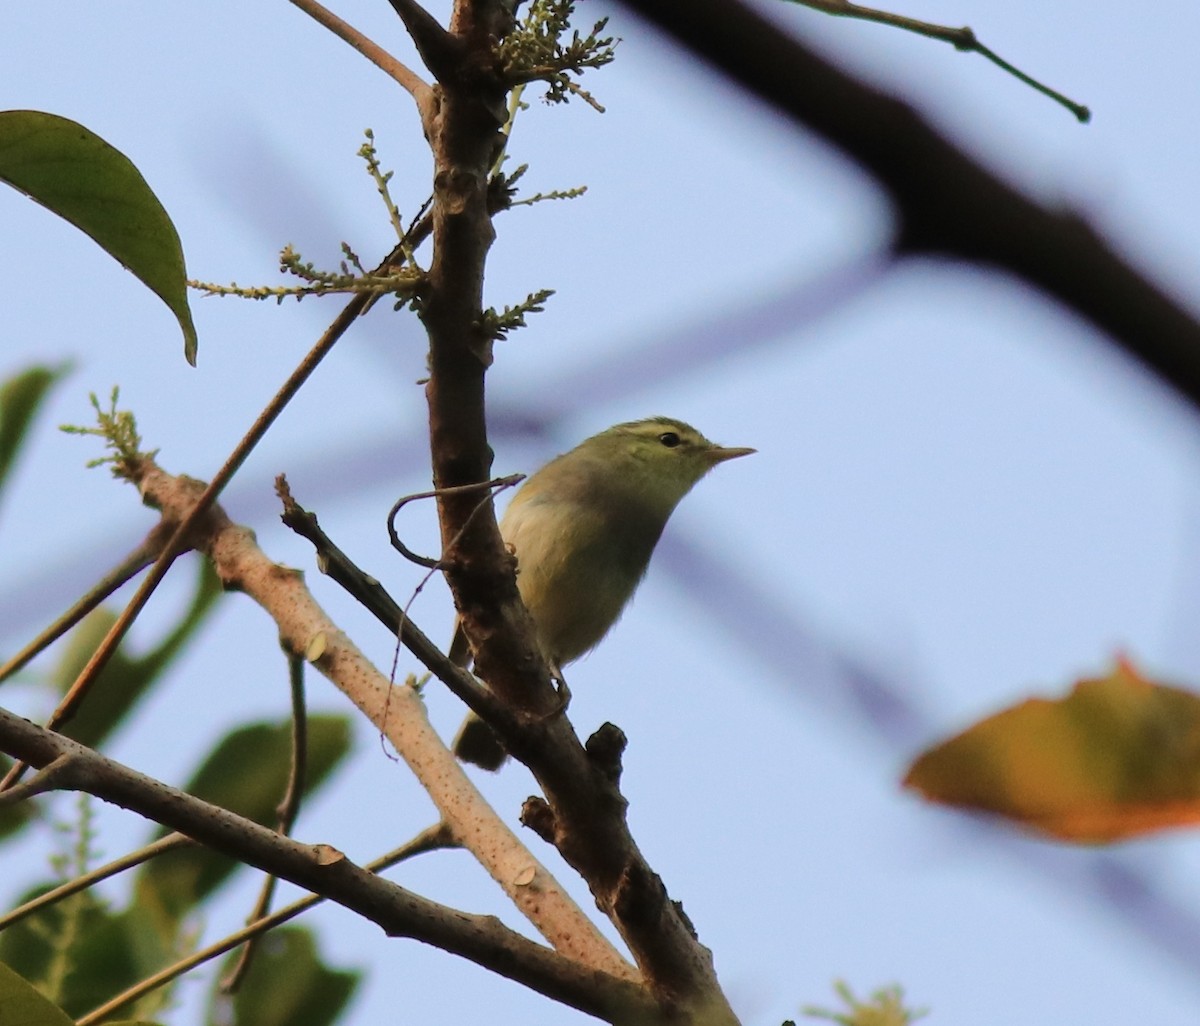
130, 456, 635, 982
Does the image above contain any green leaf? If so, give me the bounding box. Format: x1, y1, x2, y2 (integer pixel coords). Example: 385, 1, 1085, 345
0, 961, 73, 1026
137, 715, 353, 922
0, 882, 184, 1023
0, 887, 170, 1019
904, 657, 1200, 843
0, 363, 69, 512
212, 927, 359, 1026
0, 111, 198, 364
56, 560, 224, 749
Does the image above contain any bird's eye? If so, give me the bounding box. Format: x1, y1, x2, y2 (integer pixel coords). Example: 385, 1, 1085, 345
658, 431, 681, 448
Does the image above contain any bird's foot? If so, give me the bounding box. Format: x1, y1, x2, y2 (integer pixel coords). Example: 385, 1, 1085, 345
548, 669, 572, 717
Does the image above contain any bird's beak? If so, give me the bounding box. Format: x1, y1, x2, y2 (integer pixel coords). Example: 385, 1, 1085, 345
706, 445, 756, 464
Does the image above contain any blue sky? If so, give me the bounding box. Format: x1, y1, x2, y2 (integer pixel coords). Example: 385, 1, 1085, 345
4, 2, 1200, 1024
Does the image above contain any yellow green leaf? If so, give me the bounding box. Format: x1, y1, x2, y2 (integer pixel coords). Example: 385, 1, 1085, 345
903, 658, 1200, 843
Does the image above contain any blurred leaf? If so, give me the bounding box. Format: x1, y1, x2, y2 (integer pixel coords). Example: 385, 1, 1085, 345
0, 363, 69, 510
57, 560, 224, 749
138, 715, 352, 922
0, 111, 198, 364
803, 980, 925, 1026
209, 927, 358, 1026
904, 658, 1200, 843
0, 961, 73, 1026
0, 887, 173, 1019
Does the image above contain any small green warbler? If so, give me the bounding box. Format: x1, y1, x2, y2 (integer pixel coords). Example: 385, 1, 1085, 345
450, 416, 754, 769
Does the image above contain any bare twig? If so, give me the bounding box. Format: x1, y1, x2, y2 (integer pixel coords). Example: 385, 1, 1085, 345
278, 654, 309, 833
220, 651, 309, 991
0, 521, 173, 687
121, 460, 634, 978
0, 832, 193, 932
288, 0, 436, 122
80, 828, 451, 1024
387, 474, 525, 569
791, 0, 1089, 120
81, 832, 451, 1024
0, 754, 75, 805
276, 479, 500, 726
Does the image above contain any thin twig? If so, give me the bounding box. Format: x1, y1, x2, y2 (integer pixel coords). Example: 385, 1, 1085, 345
790, 0, 1090, 121
382, 474, 524, 749
387, 474, 525, 568
278, 654, 309, 833
489, 83, 527, 179
0, 522, 173, 687
220, 652, 309, 991
276, 480, 498, 722
78, 826, 456, 1026
0, 833, 193, 932
0, 754, 74, 805
288, 0, 436, 120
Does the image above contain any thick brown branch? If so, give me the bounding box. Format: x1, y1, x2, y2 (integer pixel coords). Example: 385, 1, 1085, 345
417, 1, 739, 1021
422, 0, 551, 757
617, 0, 1200, 416
388, 0, 467, 84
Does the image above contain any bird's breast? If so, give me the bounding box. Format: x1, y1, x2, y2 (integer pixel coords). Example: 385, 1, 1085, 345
500, 493, 667, 666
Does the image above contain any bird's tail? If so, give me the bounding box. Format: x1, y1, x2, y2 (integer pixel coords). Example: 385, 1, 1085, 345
452, 711, 508, 771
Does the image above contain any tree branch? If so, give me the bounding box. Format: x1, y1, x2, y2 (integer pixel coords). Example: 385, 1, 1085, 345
0, 216, 443, 792
79, 827, 453, 1026
0, 521, 172, 687
617, 0, 1200, 417
0, 277, 384, 793
414, 0, 740, 1020
290, 0, 436, 124
220, 650, 310, 991
276, 476, 516, 730
0, 708, 654, 1024
387, 0, 468, 85
791, 0, 1089, 120
0, 832, 193, 933
129, 457, 634, 982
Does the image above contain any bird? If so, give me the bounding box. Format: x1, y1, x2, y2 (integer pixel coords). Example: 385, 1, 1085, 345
449, 416, 754, 769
